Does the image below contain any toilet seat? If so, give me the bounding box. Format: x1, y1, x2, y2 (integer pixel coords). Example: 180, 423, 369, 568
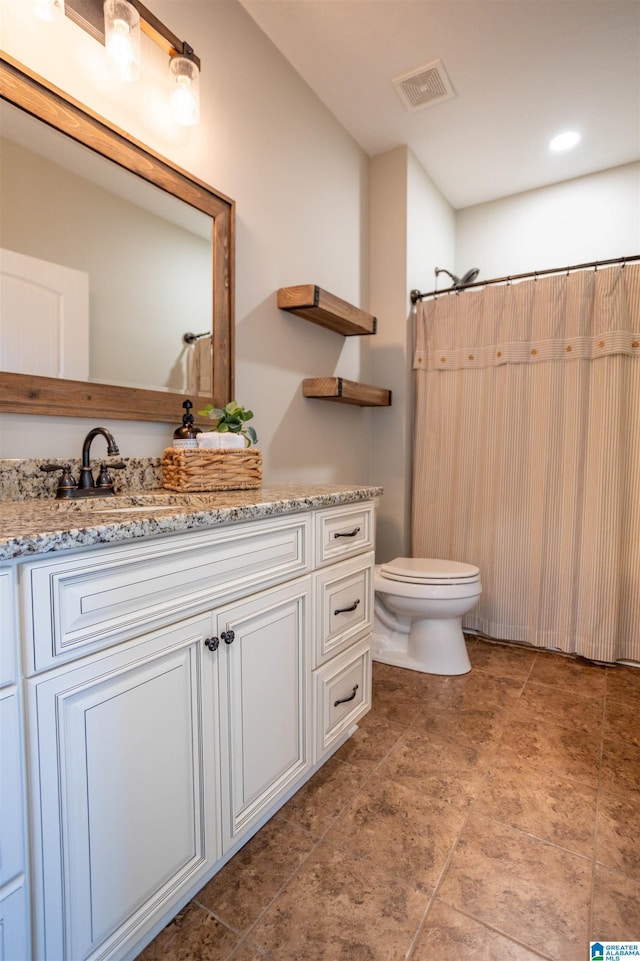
380, 557, 480, 586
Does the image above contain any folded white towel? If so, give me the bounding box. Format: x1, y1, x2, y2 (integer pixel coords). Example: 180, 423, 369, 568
197, 432, 246, 449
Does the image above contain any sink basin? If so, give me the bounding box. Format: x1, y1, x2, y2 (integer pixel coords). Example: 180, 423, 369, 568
50, 490, 235, 513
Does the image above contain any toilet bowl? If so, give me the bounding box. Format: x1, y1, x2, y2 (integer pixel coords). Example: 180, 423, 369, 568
373, 557, 482, 675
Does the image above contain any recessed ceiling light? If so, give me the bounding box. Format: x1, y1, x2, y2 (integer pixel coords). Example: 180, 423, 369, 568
549, 131, 581, 152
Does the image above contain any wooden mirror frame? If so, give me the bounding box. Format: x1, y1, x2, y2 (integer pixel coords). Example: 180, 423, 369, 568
0, 54, 234, 422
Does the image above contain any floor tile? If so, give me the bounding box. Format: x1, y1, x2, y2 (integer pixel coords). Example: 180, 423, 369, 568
515, 680, 604, 738
370, 672, 424, 727
468, 639, 537, 681
136, 902, 239, 961
604, 697, 640, 747
229, 943, 277, 961
377, 726, 488, 808
333, 709, 405, 771
413, 670, 524, 712
600, 738, 640, 796
472, 754, 597, 858
278, 754, 368, 837
438, 814, 592, 960
496, 715, 601, 785
325, 775, 466, 894
528, 652, 607, 696
413, 698, 512, 750
596, 791, 640, 882
412, 899, 550, 961
606, 664, 640, 703
591, 864, 640, 941
194, 815, 317, 934
250, 839, 428, 961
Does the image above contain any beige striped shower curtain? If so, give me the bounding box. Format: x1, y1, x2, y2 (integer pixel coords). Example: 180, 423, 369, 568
412, 264, 640, 664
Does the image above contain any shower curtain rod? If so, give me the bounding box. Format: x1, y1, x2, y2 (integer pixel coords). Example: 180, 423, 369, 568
410, 253, 640, 304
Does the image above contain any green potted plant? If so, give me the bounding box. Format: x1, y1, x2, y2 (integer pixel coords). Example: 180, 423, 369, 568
198, 401, 258, 447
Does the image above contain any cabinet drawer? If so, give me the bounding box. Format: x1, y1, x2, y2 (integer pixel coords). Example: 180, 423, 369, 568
313, 637, 371, 763
314, 553, 374, 667
314, 502, 374, 568
21, 514, 310, 673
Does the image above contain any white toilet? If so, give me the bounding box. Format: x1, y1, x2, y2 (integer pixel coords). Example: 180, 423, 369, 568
373, 557, 482, 675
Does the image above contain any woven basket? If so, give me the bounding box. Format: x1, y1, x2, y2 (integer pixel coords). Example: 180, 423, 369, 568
162, 447, 262, 492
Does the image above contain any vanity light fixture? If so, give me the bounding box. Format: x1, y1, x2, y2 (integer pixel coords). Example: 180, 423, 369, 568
60, 0, 201, 125
169, 51, 200, 126
34, 0, 65, 22
104, 0, 141, 82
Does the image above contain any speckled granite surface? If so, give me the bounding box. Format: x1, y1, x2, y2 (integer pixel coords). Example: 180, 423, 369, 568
0, 481, 383, 560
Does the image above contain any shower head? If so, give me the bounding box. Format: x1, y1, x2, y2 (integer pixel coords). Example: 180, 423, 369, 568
435, 266, 480, 289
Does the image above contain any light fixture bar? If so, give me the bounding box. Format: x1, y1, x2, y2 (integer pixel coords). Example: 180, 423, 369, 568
64, 0, 200, 68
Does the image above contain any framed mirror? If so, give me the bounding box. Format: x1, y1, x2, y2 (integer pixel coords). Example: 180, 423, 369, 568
0, 54, 234, 421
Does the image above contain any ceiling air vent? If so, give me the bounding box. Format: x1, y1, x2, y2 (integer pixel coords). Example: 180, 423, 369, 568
392, 59, 456, 112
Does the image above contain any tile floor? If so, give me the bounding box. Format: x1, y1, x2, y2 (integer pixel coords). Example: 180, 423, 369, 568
139, 637, 640, 961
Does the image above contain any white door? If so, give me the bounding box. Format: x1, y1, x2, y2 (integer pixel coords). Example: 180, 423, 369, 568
27, 613, 219, 961
215, 578, 312, 852
0, 247, 89, 379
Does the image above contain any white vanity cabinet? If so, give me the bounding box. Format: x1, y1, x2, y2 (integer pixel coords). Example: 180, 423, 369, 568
12, 497, 376, 961
0, 568, 30, 961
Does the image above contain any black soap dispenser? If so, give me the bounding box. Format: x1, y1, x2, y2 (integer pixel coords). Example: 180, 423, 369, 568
173, 399, 202, 449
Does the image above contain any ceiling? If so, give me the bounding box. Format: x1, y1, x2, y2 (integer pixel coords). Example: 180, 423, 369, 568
238, 0, 640, 209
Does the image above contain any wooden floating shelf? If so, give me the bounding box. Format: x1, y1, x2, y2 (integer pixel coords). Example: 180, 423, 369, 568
278, 285, 377, 336
303, 378, 392, 407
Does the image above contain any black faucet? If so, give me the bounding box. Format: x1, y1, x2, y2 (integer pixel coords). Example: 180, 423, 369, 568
78, 427, 120, 490
41, 427, 125, 499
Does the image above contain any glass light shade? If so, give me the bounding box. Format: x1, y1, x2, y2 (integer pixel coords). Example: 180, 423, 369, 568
103, 0, 141, 82
34, 0, 65, 21
169, 55, 200, 126
549, 131, 581, 152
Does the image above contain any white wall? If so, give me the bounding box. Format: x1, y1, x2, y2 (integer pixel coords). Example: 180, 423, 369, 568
456, 162, 640, 280
369, 146, 455, 562
0, 0, 372, 486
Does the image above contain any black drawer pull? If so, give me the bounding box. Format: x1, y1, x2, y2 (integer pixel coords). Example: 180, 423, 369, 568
333, 527, 361, 539
334, 599, 360, 616
334, 684, 359, 707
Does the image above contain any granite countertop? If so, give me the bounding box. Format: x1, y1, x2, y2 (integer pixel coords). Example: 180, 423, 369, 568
0, 483, 383, 560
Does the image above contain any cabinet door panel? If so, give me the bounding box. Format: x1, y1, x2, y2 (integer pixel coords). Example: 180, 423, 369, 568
0, 569, 16, 685
217, 579, 311, 851
27, 614, 218, 961
0, 879, 29, 961
0, 689, 24, 888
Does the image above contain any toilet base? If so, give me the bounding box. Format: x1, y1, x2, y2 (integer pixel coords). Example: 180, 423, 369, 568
372, 616, 472, 676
